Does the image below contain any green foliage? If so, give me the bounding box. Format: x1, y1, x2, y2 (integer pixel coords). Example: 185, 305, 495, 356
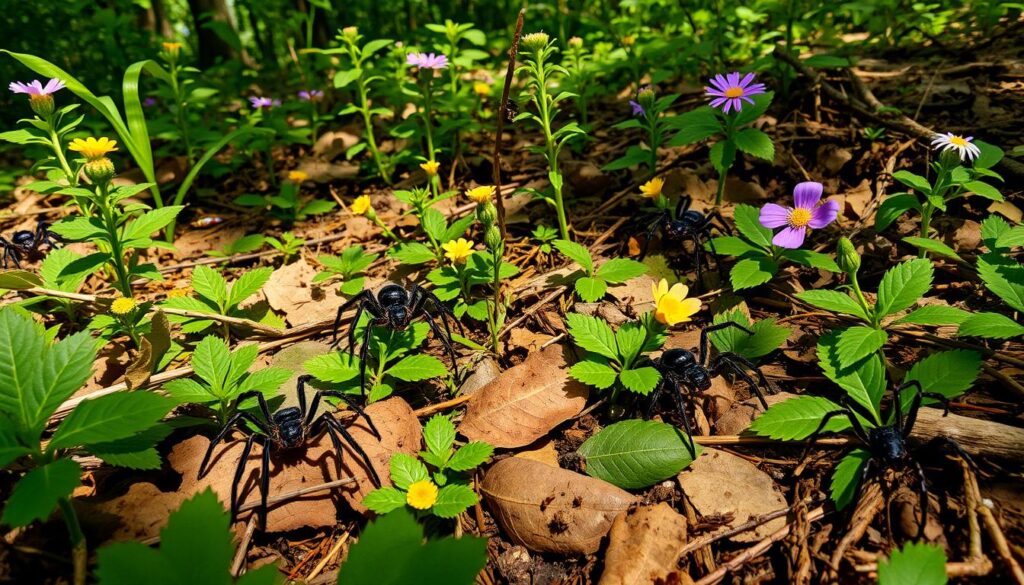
566, 313, 665, 395
750, 395, 851, 440
709, 308, 791, 360
877, 542, 947, 585
427, 251, 519, 321
264, 232, 305, 263
977, 215, 1024, 314
830, 449, 869, 510
96, 489, 281, 585
163, 336, 291, 422
578, 419, 700, 489
554, 239, 647, 302
234, 181, 335, 224
336, 507, 487, 585
205, 234, 266, 258
313, 245, 379, 296
161, 265, 278, 336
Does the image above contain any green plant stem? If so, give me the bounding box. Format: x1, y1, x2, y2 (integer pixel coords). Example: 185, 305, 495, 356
533, 49, 570, 241
358, 80, 391, 184
168, 61, 194, 165
918, 202, 935, 258
848, 271, 877, 328
57, 497, 86, 585
98, 184, 133, 298
489, 247, 502, 355
715, 117, 738, 207
48, 126, 76, 187
421, 75, 437, 165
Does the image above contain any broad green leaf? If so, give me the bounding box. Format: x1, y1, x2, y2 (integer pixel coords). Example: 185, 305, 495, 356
235, 368, 292, 398
0, 270, 44, 290
710, 309, 791, 360
732, 91, 773, 125
875, 259, 933, 318
995, 226, 1024, 249
708, 236, 761, 257
578, 419, 701, 489
980, 215, 1011, 250
554, 239, 593, 274
903, 350, 980, 406
575, 276, 607, 302
893, 305, 970, 326
362, 487, 407, 514
666, 107, 722, 145
565, 313, 618, 360
447, 442, 493, 472
875, 193, 921, 231
957, 312, 1024, 339
569, 358, 619, 389
901, 237, 962, 261
962, 181, 1003, 201
596, 258, 647, 283
423, 415, 455, 460
125, 206, 185, 241
0, 418, 31, 467
830, 448, 869, 510
191, 265, 228, 305
387, 354, 447, 382
192, 335, 231, 397
732, 127, 774, 161
389, 241, 437, 265
0, 310, 50, 431
48, 392, 176, 450
709, 139, 736, 175
614, 322, 647, 367
818, 331, 884, 422
750, 396, 851, 440
389, 453, 429, 490
2, 458, 81, 527
432, 484, 478, 518
48, 217, 107, 241
732, 204, 773, 249
730, 257, 777, 290
878, 542, 947, 585
228, 267, 273, 308
892, 170, 932, 194
780, 249, 841, 272
795, 290, 870, 321
834, 326, 887, 369
977, 255, 1024, 313
619, 367, 661, 395
88, 423, 173, 470
420, 208, 447, 242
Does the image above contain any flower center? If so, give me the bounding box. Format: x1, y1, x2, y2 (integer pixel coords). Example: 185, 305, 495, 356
949, 136, 968, 147
724, 87, 744, 98
788, 208, 812, 228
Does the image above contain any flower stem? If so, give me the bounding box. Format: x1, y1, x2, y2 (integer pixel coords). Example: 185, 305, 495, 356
57, 497, 86, 585
48, 126, 76, 187
534, 49, 570, 241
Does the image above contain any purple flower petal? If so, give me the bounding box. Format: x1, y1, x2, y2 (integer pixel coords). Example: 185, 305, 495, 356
42, 78, 65, 94
727, 72, 740, 87
710, 97, 728, 108
739, 72, 755, 88
705, 87, 726, 97
772, 226, 807, 249
793, 181, 823, 209
759, 204, 791, 228
808, 199, 840, 228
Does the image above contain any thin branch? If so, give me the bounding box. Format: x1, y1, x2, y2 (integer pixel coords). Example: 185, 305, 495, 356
493, 8, 526, 238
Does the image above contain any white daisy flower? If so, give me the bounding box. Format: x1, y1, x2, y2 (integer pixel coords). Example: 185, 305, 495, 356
931, 132, 981, 161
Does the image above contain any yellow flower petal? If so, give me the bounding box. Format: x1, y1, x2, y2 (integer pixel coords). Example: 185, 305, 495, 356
442, 238, 475, 264
351, 195, 372, 216
68, 137, 118, 160
288, 170, 308, 183
420, 160, 440, 176
651, 279, 700, 326
639, 177, 664, 199
406, 480, 438, 510
465, 185, 496, 204
110, 296, 137, 315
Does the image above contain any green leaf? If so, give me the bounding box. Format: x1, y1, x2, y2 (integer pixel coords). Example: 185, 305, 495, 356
432, 484, 478, 518
834, 326, 888, 369
904, 350, 980, 404
565, 313, 618, 361
420, 208, 447, 242
666, 107, 722, 145
228, 267, 273, 308
0, 269, 44, 290
423, 415, 455, 461
730, 257, 777, 290
893, 305, 970, 326
981, 215, 1011, 250
0, 418, 30, 467
732, 204, 773, 249
957, 312, 1024, 339
710, 309, 792, 360
875, 259, 933, 318
554, 239, 593, 274
875, 194, 921, 231
977, 255, 1024, 313
709, 139, 736, 175
619, 367, 662, 395
390, 453, 429, 490
818, 331, 885, 422
447, 442, 494, 472
901, 237, 962, 261
878, 542, 948, 585
614, 322, 647, 367
48, 392, 176, 450
973, 140, 1003, 170
708, 236, 761, 257
995, 226, 1024, 249
750, 396, 851, 440
780, 249, 841, 272
362, 487, 407, 514
892, 170, 932, 194
2, 458, 80, 527
336, 508, 487, 585
732, 91, 773, 125
34, 330, 96, 433
48, 217, 108, 241
387, 354, 447, 382
574, 276, 606, 302
569, 358, 619, 389
389, 242, 437, 265
596, 258, 647, 283
88, 423, 173, 470
962, 180, 1003, 201
125, 206, 185, 241
830, 449, 869, 510
191, 266, 228, 305
795, 290, 870, 321
578, 419, 701, 489
192, 335, 231, 397
732, 127, 774, 161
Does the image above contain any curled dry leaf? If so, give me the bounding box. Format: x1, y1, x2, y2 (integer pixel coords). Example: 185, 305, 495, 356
677, 448, 787, 542
599, 503, 692, 585
88, 397, 420, 539
481, 457, 636, 555
263, 260, 347, 326
459, 344, 589, 449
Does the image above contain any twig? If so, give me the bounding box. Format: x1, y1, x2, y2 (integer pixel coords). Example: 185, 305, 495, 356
492, 8, 526, 238
678, 497, 824, 557
306, 529, 351, 582
230, 516, 258, 576
413, 394, 473, 417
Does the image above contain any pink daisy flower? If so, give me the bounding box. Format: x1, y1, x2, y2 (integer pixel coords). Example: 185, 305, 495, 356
759, 182, 839, 249
9, 78, 65, 97
406, 52, 448, 70
705, 72, 766, 114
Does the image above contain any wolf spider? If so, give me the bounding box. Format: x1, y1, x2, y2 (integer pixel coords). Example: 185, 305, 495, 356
627, 195, 730, 283
0, 221, 61, 268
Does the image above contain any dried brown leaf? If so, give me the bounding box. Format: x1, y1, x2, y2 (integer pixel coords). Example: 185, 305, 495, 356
599, 503, 690, 585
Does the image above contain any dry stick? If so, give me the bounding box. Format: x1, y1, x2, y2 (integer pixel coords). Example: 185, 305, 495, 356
306, 530, 351, 582
492, 8, 526, 238
678, 498, 825, 557
230, 516, 258, 577
693, 506, 827, 585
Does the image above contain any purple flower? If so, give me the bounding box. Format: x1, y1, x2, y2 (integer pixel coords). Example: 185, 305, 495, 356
759, 182, 839, 249
298, 89, 323, 101
9, 78, 65, 96
705, 72, 766, 114
406, 52, 448, 70
249, 96, 280, 109
629, 100, 645, 116
143, 97, 158, 107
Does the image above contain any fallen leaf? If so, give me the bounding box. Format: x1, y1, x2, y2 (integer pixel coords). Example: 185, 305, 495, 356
262, 260, 347, 326
599, 503, 691, 585
460, 355, 502, 396
459, 344, 589, 448
677, 448, 787, 542
605, 274, 657, 314
481, 457, 636, 554
713, 392, 797, 436
513, 438, 561, 468
506, 327, 555, 354
269, 341, 334, 409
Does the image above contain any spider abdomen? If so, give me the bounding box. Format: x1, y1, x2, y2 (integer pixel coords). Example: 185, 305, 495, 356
870, 426, 908, 462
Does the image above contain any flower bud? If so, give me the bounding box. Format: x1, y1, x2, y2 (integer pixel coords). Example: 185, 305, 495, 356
476, 202, 497, 226
341, 26, 359, 42
84, 157, 116, 185
836, 237, 861, 274
485, 225, 503, 251
568, 36, 583, 48
637, 85, 656, 110
521, 32, 550, 52
29, 95, 55, 118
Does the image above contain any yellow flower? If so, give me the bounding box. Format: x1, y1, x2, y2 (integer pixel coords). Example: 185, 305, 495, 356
420, 160, 440, 177
622, 35, 636, 46
166, 287, 190, 299
639, 177, 664, 199
406, 480, 438, 510
473, 82, 491, 97
651, 279, 701, 326
341, 26, 359, 41
466, 185, 495, 204
568, 36, 584, 48
351, 195, 372, 216
442, 238, 475, 264
288, 170, 309, 183
111, 296, 137, 316
162, 42, 182, 56
68, 137, 118, 160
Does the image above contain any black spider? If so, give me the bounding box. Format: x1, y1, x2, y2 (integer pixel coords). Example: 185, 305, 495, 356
645, 321, 773, 458
801, 380, 967, 539
332, 283, 464, 393
628, 195, 730, 283
0, 221, 61, 269
198, 375, 381, 529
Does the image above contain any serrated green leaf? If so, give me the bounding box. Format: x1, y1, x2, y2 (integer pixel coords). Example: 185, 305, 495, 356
666, 107, 722, 145
88, 423, 173, 470
575, 276, 607, 302
578, 419, 700, 489
780, 249, 841, 272
125, 206, 184, 241
994, 226, 1024, 249
732, 204, 773, 249
733, 127, 774, 161
830, 448, 869, 510
903, 350, 980, 406
619, 367, 661, 395
387, 354, 447, 382
596, 258, 647, 283
614, 322, 647, 367
192, 335, 231, 397
362, 487, 407, 514
432, 484, 478, 518
977, 255, 1024, 313
447, 442, 493, 471
388, 241, 437, 265
730, 257, 777, 290
423, 414, 455, 460
191, 265, 228, 305
834, 326, 887, 369
795, 290, 870, 321
707, 236, 761, 257
2, 458, 80, 527
750, 396, 851, 439
710, 309, 792, 360
818, 331, 884, 422
554, 239, 593, 274
565, 313, 618, 360
569, 358, 619, 389
48, 392, 176, 451
875, 259, 933, 317
893, 305, 970, 326
878, 542, 947, 585
957, 312, 1024, 339
228, 267, 272, 308
390, 453, 429, 490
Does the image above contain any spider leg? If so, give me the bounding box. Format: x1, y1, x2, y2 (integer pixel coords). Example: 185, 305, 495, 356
669, 378, 698, 460
358, 318, 374, 395
643, 370, 668, 419
39, 222, 62, 250
320, 390, 380, 440
198, 410, 271, 478
311, 414, 347, 478
230, 433, 258, 521
331, 290, 370, 348
637, 212, 666, 261
910, 458, 929, 540
698, 321, 754, 365
798, 408, 857, 469
675, 194, 693, 217
710, 352, 772, 409
684, 231, 704, 285
413, 284, 465, 337
705, 210, 734, 236
324, 412, 382, 487
699, 230, 727, 281
0, 238, 20, 269
258, 438, 272, 531
420, 303, 460, 380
